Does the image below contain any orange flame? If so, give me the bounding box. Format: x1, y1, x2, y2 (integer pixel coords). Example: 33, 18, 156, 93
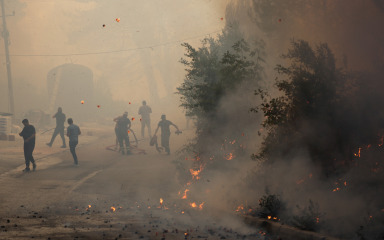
354, 147, 362, 157
225, 152, 234, 160
235, 204, 244, 212
189, 202, 204, 210
190, 165, 204, 180
181, 189, 189, 199
160, 198, 163, 205
110, 206, 116, 212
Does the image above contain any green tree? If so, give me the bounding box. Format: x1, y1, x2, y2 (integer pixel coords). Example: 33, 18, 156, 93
252, 40, 352, 173
177, 26, 265, 151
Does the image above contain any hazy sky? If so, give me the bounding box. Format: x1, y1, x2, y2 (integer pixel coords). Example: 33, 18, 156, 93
0, 0, 229, 113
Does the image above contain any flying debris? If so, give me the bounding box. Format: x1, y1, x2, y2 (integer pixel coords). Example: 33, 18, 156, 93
102, 24, 106, 27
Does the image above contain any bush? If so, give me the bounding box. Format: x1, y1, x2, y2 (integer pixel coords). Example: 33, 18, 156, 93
290, 199, 323, 231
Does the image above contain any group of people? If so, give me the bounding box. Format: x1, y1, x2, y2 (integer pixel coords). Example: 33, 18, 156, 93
19, 100, 181, 173
19, 107, 81, 172
114, 100, 181, 155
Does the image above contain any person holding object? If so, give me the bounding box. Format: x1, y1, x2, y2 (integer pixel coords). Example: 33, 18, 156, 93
113, 112, 131, 155
153, 114, 180, 155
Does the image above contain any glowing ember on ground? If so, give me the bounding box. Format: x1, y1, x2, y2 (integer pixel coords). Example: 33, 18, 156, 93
181, 189, 189, 199
296, 179, 304, 184
81, 100, 84, 104
354, 147, 362, 157
115, 18, 120, 22
235, 204, 244, 212
189, 165, 204, 180
131, 117, 135, 121
259, 230, 267, 236
225, 152, 234, 160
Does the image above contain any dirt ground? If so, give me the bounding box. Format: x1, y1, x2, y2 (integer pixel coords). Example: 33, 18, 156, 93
0, 124, 269, 240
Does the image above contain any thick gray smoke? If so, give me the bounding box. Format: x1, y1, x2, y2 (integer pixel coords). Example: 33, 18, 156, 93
173, 1, 384, 239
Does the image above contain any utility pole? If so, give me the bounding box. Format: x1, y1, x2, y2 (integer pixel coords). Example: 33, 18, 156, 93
0, 0, 14, 120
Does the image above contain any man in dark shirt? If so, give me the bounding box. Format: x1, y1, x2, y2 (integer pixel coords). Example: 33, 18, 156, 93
153, 114, 180, 155
47, 107, 66, 148
66, 118, 81, 165
113, 112, 131, 155
19, 119, 36, 172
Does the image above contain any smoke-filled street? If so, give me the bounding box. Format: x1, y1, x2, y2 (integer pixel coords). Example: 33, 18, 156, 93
0, 126, 265, 240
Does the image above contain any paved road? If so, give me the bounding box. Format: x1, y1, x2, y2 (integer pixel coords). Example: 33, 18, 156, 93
0, 127, 268, 240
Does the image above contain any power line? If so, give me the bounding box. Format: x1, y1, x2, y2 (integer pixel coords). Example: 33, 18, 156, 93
4, 29, 222, 57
